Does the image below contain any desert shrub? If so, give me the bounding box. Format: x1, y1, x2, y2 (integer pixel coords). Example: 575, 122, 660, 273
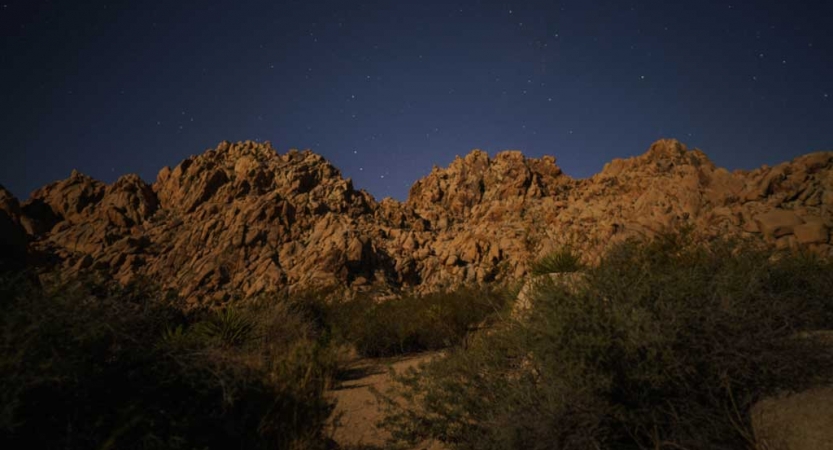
365, 285, 512, 357
308, 285, 510, 358
530, 247, 584, 275
281, 286, 348, 345
380, 232, 833, 449
0, 274, 335, 450
189, 307, 255, 347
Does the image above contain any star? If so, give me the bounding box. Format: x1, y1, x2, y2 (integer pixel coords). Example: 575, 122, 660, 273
4, 0, 831, 207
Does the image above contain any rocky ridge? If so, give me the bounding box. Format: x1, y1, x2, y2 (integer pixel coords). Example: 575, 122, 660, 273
6, 139, 832, 303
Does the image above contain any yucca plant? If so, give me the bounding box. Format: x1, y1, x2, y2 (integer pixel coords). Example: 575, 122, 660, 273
191, 307, 255, 348
530, 247, 584, 275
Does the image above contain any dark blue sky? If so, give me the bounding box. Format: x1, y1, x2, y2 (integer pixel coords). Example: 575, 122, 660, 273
2, 0, 831, 201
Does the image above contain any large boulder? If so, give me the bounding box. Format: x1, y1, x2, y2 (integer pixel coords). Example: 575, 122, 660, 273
752, 387, 833, 450
755, 210, 804, 239
751, 332, 833, 450
793, 222, 829, 244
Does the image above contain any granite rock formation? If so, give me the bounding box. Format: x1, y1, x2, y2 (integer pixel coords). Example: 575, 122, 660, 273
5, 139, 832, 303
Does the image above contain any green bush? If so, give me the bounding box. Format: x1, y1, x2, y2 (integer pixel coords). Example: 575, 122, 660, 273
0, 274, 336, 450
379, 232, 833, 449
530, 247, 584, 275
299, 285, 510, 358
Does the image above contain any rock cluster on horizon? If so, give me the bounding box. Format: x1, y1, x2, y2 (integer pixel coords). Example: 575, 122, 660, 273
3, 139, 831, 304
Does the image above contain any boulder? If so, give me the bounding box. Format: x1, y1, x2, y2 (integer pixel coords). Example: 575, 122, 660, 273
755, 210, 804, 238
752, 387, 833, 450
794, 222, 829, 244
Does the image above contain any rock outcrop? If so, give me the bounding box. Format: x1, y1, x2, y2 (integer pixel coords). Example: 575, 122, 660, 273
5, 139, 832, 303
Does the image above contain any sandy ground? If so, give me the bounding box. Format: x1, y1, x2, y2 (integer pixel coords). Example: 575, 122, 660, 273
327, 352, 445, 450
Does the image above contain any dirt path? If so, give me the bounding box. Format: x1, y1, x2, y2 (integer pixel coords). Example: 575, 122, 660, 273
327, 352, 445, 449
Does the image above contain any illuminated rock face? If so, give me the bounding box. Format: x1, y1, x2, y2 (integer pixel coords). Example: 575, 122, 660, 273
7, 139, 833, 303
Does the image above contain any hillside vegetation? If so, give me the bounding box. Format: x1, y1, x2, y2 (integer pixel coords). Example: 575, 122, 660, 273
0, 273, 506, 449
379, 231, 833, 449
2, 229, 832, 449
0, 273, 341, 449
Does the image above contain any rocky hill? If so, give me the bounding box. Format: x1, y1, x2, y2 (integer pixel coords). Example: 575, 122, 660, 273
3, 139, 831, 304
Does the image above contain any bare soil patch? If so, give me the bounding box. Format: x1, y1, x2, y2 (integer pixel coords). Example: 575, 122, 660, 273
328, 352, 445, 450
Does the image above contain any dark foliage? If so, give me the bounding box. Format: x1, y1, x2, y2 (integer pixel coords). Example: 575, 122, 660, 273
319, 285, 509, 358
379, 232, 833, 449
0, 274, 335, 450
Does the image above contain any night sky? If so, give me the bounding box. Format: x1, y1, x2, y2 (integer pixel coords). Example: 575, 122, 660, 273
2, 0, 831, 201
